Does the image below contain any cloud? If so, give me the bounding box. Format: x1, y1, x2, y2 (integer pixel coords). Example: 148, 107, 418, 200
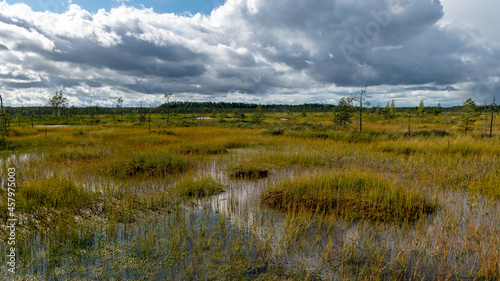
0, 0, 499, 107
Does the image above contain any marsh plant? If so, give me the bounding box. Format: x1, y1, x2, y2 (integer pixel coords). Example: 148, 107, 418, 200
0, 111, 499, 280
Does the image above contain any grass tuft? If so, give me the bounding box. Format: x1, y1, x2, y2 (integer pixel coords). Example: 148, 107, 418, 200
157, 130, 178, 136
262, 172, 437, 222
110, 153, 191, 177
411, 129, 450, 137
229, 165, 269, 179
17, 177, 92, 211
177, 144, 227, 155
173, 177, 225, 198
72, 128, 86, 136
48, 147, 106, 161
262, 127, 285, 136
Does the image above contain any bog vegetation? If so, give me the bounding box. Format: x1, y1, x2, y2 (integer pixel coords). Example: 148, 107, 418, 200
0, 96, 499, 280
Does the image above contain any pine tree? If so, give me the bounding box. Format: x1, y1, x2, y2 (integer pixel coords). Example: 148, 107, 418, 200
405, 109, 413, 134
375, 104, 381, 120
390, 99, 396, 118
117, 97, 124, 122
459, 98, 479, 135
434, 103, 441, 116
49, 90, 68, 117
334, 97, 354, 127
417, 99, 425, 116
383, 101, 390, 119
251, 104, 264, 123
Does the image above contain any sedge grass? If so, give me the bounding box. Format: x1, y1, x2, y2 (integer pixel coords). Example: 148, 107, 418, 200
173, 177, 224, 198
262, 171, 438, 222
19, 177, 92, 211
2, 113, 500, 280
109, 153, 191, 178
228, 164, 269, 179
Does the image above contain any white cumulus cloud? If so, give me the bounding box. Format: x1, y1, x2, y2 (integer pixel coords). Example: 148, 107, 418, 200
0, 0, 498, 107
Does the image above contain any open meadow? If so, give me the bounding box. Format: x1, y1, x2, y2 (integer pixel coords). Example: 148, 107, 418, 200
1, 111, 499, 280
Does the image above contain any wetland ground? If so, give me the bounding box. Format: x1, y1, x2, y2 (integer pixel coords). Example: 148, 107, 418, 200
1, 112, 499, 280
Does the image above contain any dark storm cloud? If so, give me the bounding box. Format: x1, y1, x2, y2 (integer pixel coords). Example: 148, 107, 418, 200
0, 0, 499, 106
39, 35, 207, 79
404, 86, 458, 92
0, 72, 33, 81
229, 0, 478, 87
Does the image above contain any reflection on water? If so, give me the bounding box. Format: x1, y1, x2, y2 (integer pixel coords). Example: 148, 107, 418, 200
0, 152, 37, 167
1, 153, 499, 280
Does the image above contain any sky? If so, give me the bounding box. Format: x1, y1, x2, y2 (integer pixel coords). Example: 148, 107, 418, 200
0, 0, 499, 107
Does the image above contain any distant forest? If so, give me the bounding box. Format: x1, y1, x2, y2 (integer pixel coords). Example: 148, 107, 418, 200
0, 101, 479, 117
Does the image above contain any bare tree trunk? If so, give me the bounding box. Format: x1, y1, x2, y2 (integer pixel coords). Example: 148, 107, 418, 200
464, 112, 469, 135
408, 112, 411, 134
148, 106, 151, 133
484, 100, 488, 135
490, 97, 496, 137
167, 101, 170, 126
359, 94, 363, 133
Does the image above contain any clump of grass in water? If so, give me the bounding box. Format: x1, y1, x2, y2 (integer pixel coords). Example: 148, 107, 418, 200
48, 147, 106, 161
229, 165, 269, 179
16, 177, 92, 211
177, 144, 228, 155
174, 177, 224, 198
110, 153, 191, 178
262, 172, 438, 222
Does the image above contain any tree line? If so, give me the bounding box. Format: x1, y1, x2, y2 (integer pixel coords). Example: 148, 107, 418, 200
0, 89, 498, 139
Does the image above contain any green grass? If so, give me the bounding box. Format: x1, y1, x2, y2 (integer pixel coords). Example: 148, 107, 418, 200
47, 147, 107, 161
262, 172, 438, 222
2, 113, 500, 280
173, 177, 225, 198
109, 153, 191, 178
16, 177, 92, 211
5, 126, 39, 137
